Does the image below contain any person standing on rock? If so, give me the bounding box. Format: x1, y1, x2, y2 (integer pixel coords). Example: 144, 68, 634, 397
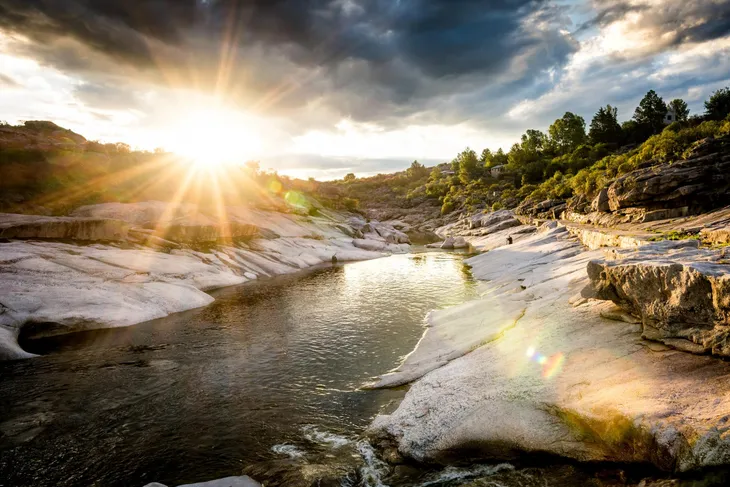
507, 235, 513, 245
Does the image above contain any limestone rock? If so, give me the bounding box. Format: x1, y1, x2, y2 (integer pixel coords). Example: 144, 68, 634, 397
585, 240, 730, 356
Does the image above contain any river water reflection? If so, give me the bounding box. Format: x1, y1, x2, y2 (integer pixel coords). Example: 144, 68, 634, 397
0, 251, 478, 487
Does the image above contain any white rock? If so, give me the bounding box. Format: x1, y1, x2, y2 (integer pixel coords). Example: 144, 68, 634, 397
143, 475, 261, 487
0, 203, 411, 360
368, 226, 730, 472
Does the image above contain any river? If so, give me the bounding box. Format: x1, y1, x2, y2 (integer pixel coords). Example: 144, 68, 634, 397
2, 250, 721, 487
0, 252, 480, 486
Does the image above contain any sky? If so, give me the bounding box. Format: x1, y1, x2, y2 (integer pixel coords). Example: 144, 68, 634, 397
1, 0, 730, 180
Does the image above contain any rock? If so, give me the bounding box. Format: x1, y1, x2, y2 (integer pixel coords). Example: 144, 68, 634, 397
591, 188, 610, 213
701, 226, 730, 246
144, 475, 261, 487
515, 199, 566, 220
441, 237, 455, 249
585, 240, 730, 357
0, 213, 129, 241
352, 238, 387, 252
607, 136, 730, 213
452, 236, 469, 249
368, 226, 730, 472
0, 203, 409, 360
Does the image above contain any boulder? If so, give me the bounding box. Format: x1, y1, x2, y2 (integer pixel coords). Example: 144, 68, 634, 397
591, 188, 610, 213
0, 213, 129, 241
144, 475, 261, 487
352, 238, 387, 252
440, 237, 455, 249
585, 240, 730, 356
452, 236, 469, 249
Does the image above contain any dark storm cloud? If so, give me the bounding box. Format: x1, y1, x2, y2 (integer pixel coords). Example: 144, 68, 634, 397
0, 0, 576, 124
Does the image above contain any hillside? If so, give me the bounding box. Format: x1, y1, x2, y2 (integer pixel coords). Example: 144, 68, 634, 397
0, 121, 351, 217
323, 88, 730, 238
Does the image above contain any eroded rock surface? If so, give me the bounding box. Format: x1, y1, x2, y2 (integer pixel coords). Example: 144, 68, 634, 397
585, 240, 730, 356
0, 202, 409, 360
368, 225, 730, 472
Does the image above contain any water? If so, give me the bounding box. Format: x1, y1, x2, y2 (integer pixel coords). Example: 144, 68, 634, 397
0, 252, 479, 487
3, 251, 727, 487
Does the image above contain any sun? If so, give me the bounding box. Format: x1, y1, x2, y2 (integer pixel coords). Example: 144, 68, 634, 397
166, 108, 263, 168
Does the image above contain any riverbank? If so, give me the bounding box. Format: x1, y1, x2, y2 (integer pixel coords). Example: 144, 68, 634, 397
0, 201, 410, 360
368, 209, 730, 475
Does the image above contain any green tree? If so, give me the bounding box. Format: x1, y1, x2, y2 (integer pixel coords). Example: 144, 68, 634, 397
633, 90, 667, 135
493, 148, 508, 166
589, 105, 622, 145
667, 99, 689, 122
455, 148, 481, 184
343, 173, 356, 182
480, 148, 493, 165
406, 160, 428, 179
521, 129, 547, 155
705, 87, 730, 120
548, 112, 587, 154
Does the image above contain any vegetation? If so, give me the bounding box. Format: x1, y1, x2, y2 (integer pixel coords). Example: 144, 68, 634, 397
4, 86, 730, 220
0, 121, 351, 215
328, 87, 730, 217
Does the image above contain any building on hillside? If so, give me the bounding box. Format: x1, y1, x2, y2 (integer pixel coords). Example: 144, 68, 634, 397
490, 164, 506, 178
440, 169, 455, 176
664, 106, 677, 124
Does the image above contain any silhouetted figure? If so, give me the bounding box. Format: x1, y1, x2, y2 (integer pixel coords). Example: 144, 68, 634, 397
331, 255, 338, 264
507, 235, 513, 245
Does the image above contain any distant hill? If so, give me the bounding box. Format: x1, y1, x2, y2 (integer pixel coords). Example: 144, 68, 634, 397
0, 121, 343, 216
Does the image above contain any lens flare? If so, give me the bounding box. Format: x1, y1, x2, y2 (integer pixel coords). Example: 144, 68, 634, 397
525, 347, 565, 379
542, 353, 565, 379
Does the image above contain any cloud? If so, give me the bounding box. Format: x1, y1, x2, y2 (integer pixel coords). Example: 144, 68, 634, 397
0, 0, 576, 126
0, 72, 18, 86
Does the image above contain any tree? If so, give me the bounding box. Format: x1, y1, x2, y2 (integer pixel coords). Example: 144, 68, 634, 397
705, 87, 730, 120
589, 105, 622, 145
621, 120, 651, 145
455, 148, 481, 184
667, 99, 689, 122
521, 129, 547, 155
633, 90, 667, 135
548, 112, 587, 154
406, 160, 428, 179
480, 148, 493, 165
493, 148, 508, 166
343, 173, 356, 182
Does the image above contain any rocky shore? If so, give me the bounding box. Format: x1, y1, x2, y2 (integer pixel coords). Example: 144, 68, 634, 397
0, 201, 409, 361
368, 207, 730, 474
